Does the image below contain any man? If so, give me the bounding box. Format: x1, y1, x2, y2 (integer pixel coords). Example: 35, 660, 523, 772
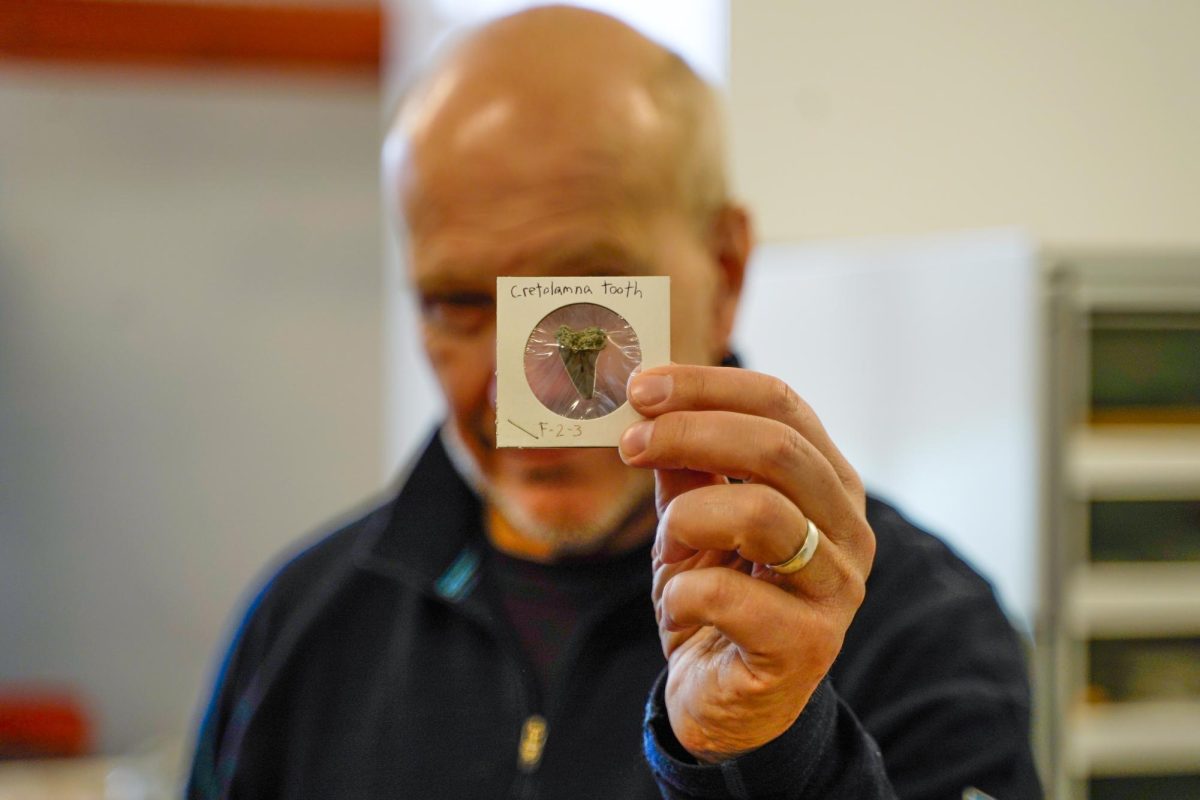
188, 7, 1041, 799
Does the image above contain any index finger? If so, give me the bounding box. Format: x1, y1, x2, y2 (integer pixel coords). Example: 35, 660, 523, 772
628, 365, 862, 500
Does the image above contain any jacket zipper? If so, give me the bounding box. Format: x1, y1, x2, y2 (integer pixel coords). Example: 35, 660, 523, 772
517, 714, 548, 772
519, 586, 646, 796
494, 613, 544, 800
426, 553, 544, 800
439, 552, 647, 799
484, 624, 542, 800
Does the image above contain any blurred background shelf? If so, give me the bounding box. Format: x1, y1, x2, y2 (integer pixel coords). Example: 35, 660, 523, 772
1067, 563, 1200, 638
1068, 426, 1200, 500
1068, 700, 1200, 778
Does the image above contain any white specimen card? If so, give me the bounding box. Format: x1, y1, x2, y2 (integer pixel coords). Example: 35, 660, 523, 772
496, 276, 670, 448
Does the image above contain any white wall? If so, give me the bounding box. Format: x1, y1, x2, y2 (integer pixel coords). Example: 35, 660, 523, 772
0, 67, 385, 752
729, 0, 1200, 248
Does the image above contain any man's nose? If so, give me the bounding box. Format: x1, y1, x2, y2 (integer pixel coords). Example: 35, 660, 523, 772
488, 373, 497, 410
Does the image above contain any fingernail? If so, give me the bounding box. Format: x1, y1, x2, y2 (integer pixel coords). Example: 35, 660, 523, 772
630, 374, 671, 407
619, 420, 653, 461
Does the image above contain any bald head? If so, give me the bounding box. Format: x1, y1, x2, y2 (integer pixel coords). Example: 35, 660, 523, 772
386, 5, 728, 232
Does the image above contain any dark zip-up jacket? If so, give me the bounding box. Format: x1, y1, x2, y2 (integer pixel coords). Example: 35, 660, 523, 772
188, 432, 1041, 799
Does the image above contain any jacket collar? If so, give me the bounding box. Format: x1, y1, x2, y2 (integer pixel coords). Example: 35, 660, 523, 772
351, 430, 487, 597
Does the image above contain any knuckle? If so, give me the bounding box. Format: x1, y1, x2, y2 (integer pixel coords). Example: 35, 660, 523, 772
842, 464, 865, 498
796, 614, 842, 671
652, 561, 673, 604
841, 514, 875, 561
859, 522, 878, 571
660, 494, 693, 543
665, 365, 707, 411
844, 571, 867, 610
661, 574, 684, 613
649, 413, 686, 465
814, 624, 845, 667
762, 425, 805, 473
666, 411, 693, 449
696, 569, 737, 612
746, 487, 785, 533
655, 511, 674, 556
659, 495, 681, 531
828, 549, 868, 609
771, 376, 802, 418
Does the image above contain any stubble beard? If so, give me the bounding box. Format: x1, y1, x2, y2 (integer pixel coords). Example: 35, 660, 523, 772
444, 419, 655, 558
484, 468, 654, 558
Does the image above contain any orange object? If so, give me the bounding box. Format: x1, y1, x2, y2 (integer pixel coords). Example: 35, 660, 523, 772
0, 0, 382, 75
0, 689, 91, 758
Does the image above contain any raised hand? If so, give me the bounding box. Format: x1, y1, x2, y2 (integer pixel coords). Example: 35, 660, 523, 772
621, 365, 876, 762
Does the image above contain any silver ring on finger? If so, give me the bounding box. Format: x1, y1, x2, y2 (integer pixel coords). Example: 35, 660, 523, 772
767, 518, 820, 575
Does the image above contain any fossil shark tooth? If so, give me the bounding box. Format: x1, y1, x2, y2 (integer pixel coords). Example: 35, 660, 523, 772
555, 325, 608, 399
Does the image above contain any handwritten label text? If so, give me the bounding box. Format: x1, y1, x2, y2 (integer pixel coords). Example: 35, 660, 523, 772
509, 279, 643, 300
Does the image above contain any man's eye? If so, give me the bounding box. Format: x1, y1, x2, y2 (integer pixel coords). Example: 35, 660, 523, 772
420, 293, 494, 335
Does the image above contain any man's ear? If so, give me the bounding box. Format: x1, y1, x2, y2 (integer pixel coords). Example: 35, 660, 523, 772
708, 203, 753, 359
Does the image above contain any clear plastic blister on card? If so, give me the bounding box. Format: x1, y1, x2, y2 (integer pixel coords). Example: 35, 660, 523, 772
523, 302, 642, 420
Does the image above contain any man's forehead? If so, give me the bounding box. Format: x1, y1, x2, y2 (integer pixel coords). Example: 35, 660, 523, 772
412, 237, 655, 292
408, 135, 635, 210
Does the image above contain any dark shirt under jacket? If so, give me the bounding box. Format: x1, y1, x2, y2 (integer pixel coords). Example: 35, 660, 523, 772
188, 431, 1041, 799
